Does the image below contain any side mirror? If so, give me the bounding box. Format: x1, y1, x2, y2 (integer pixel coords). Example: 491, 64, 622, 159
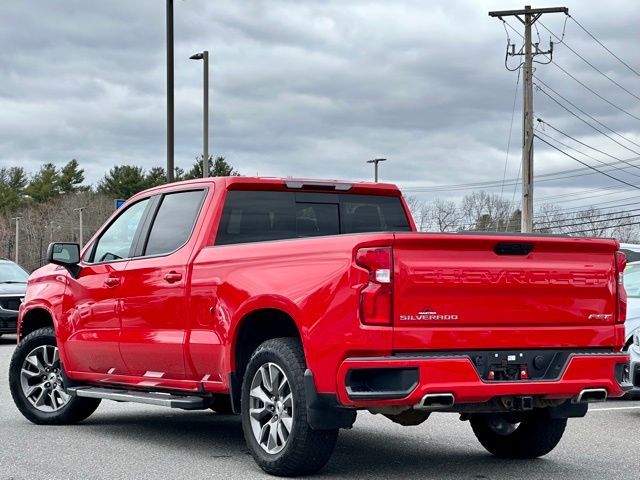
47, 242, 81, 277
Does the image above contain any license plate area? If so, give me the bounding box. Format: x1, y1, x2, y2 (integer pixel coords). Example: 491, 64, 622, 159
394, 349, 613, 382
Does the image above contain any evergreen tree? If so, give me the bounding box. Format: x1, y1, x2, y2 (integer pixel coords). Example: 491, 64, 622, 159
173, 166, 185, 181
0, 167, 28, 212
145, 166, 167, 188
184, 156, 239, 179
25, 163, 60, 202
97, 165, 148, 199
58, 159, 86, 194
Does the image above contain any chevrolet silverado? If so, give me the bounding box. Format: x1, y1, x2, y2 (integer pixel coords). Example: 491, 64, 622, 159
9, 177, 630, 476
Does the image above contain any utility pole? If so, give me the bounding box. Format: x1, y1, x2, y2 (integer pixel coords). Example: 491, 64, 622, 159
366, 158, 387, 182
166, 0, 175, 182
11, 217, 21, 264
489, 5, 568, 232
49, 220, 56, 244
74, 207, 85, 249
190, 50, 210, 178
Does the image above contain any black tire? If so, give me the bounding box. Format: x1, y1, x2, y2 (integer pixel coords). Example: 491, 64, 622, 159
470, 409, 567, 459
241, 338, 338, 477
210, 395, 235, 414
9, 327, 101, 425
623, 389, 640, 400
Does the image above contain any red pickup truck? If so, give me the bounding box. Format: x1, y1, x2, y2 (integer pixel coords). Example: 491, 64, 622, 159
9, 177, 630, 476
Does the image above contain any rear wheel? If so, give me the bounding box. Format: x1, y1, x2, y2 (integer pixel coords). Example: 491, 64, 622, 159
470, 409, 567, 459
241, 338, 338, 476
9, 327, 101, 425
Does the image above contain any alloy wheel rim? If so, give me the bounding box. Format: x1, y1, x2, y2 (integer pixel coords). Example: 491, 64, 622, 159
20, 345, 69, 412
249, 362, 294, 454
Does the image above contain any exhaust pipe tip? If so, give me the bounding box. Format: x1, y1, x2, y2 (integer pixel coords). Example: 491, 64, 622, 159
416, 393, 455, 410
576, 388, 607, 403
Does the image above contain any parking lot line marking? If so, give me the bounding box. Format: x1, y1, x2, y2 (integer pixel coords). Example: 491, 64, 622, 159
590, 405, 640, 412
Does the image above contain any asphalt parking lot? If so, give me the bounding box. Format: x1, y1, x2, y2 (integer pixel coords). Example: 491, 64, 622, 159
0, 337, 638, 480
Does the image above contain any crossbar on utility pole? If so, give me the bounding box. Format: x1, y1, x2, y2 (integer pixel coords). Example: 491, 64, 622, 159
489, 5, 568, 233
11, 217, 21, 264
367, 158, 387, 182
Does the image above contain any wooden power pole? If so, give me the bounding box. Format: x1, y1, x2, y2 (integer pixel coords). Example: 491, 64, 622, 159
489, 5, 568, 232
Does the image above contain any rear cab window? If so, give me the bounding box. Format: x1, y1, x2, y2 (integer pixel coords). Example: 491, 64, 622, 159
216, 190, 410, 245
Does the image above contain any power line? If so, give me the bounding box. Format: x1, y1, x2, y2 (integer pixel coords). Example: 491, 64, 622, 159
535, 130, 627, 167
534, 76, 640, 150
503, 19, 640, 122
539, 185, 629, 201
549, 60, 640, 122
536, 118, 638, 163
535, 206, 640, 227
538, 19, 640, 102
535, 134, 640, 190
500, 69, 521, 198
489, 6, 569, 233
536, 86, 640, 157
401, 152, 640, 193
537, 214, 640, 231
535, 196, 640, 216
568, 14, 640, 78
565, 220, 640, 235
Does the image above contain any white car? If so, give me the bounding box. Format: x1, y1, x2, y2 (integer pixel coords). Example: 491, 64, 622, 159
620, 245, 640, 348
620, 245, 640, 392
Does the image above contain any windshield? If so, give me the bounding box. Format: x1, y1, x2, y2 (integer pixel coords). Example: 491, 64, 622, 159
625, 262, 640, 298
0, 262, 29, 283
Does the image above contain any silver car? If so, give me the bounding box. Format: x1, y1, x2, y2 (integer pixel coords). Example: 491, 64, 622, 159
620, 245, 640, 391
627, 263, 640, 389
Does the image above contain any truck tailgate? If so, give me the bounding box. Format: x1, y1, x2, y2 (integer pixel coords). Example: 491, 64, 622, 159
392, 233, 620, 351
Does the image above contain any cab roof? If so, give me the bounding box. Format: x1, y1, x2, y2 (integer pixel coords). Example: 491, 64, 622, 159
137, 176, 403, 198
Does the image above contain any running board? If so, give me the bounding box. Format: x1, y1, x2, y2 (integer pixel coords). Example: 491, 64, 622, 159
67, 386, 209, 410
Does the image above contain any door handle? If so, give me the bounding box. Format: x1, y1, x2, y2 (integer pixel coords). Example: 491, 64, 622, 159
104, 277, 120, 288
163, 271, 183, 284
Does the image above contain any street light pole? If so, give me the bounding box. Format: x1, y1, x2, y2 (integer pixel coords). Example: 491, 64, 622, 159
74, 207, 85, 249
366, 158, 387, 182
166, 0, 175, 182
190, 50, 210, 178
11, 217, 21, 264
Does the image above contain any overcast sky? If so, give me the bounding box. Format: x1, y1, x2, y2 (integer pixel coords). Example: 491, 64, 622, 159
1, 0, 639, 209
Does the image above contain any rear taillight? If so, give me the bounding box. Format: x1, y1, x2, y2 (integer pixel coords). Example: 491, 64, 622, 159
356, 247, 392, 326
615, 251, 627, 324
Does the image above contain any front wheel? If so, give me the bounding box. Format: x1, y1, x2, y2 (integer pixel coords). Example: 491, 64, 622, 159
241, 338, 338, 476
470, 409, 567, 459
9, 327, 101, 425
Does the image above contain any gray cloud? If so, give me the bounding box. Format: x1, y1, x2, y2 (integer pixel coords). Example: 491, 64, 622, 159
1, 0, 639, 211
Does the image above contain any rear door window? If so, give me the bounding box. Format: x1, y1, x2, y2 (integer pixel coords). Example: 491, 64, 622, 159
216, 190, 410, 245
143, 190, 206, 256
